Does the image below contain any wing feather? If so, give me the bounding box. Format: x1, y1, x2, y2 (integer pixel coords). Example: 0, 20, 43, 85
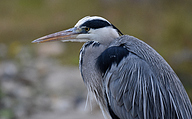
103, 35, 192, 119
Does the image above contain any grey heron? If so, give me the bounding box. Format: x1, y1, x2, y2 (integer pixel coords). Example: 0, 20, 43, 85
32, 16, 192, 119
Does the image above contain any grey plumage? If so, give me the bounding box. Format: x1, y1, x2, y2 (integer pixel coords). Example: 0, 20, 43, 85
32, 16, 192, 119
80, 35, 192, 119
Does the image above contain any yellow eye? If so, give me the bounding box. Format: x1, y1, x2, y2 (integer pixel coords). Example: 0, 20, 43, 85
85, 27, 90, 31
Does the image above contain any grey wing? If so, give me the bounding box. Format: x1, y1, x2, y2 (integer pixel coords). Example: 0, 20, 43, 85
104, 52, 192, 119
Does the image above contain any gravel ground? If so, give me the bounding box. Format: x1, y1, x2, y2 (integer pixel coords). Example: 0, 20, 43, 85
28, 109, 104, 119
0, 57, 105, 119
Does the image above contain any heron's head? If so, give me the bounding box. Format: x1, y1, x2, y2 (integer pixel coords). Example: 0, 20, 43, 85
32, 16, 123, 44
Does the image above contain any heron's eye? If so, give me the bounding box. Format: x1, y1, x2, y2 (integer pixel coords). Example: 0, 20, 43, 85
85, 27, 90, 31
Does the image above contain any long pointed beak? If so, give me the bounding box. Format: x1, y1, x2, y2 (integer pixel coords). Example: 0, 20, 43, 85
32, 27, 81, 43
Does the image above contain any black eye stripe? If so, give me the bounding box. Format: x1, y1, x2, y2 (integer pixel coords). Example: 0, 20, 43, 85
80, 18, 123, 35
80, 19, 111, 29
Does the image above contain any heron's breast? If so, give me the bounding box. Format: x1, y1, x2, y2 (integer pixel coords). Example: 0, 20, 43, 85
79, 41, 106, 81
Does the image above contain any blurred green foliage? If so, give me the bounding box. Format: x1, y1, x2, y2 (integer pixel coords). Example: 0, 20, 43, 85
0, 109, 14, 119
0, 0, 192, 102
0, 88, 14, 119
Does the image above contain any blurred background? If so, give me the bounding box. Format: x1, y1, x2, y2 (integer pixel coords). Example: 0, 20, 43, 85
0, 0, 192, 119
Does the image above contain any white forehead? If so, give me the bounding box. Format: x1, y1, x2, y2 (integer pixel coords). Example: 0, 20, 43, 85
74, 16, 110, 27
